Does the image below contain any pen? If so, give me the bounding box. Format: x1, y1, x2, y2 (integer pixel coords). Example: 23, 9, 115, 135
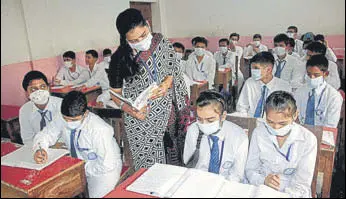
38, 142, 44, 158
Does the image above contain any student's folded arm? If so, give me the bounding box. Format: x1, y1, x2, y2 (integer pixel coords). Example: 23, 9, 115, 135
228, 136, 249, 182
235, 82, 250, 113
324, 94, 343, 128
284, 135, 317, 198
68, 70, 90, 85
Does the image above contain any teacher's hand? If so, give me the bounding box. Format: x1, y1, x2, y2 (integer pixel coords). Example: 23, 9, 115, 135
150, 83, 169, 100
123, 103, 147, 121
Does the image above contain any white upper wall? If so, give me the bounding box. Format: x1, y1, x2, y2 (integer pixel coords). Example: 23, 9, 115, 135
164, 0, 345, 38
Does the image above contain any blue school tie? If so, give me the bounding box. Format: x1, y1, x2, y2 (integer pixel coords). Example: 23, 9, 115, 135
38, 110, 48, 131
274, 60, 284, 78
305, 89, 316, 125
70, 129, 78, 158
208, 135, 220, 174
254, 85, 267, 118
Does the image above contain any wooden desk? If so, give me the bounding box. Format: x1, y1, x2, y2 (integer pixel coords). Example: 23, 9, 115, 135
214, 69, 232, 92
51, 85, 102, 103
1, 142, 87, 198
1, 105, 21, 143
189, 82, 208, 107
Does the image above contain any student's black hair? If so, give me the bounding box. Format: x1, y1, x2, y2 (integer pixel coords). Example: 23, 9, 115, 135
229, 33, 240, 40
314, 34, 325, 42
103, 48, 112, 56
250, 51, 275, 67
273, 33, 289, 45
194, 37, 208, 47
109, 8, 146, 83
218, 38, 230, 45
22, 70, 48, 91
61, 91, 87, 117
265, 91, 297, 117
86, 49, 98, 58
303, 40, 313, 49
173, 42, 185, 52
287, 26, 298, 33
63, 51, 76, 59
253, 34, 262, 40
288, 38, 295, 48
306, 54, 329, 72
196, 90, 226, 114
306, 42, 327, 55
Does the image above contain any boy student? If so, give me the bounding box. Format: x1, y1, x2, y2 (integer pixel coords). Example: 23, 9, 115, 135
191, 36, 213, 57
55, 51, 90, 86
236, 52, 292, 118
245, 91, 317, 198
101, 48, 112, 69
184, 90, 248, 182
243, 34, 268, 59
272, 33, 305, 91
229, 32, 243, 58
19, 71, 63, 146
304, 42, 341, 90
33, 91, 122, 198
294, 54, 343, 128
286, 38, 300, 59
185, 37, 216, 89
314, 34, 338, 63
286, 25, 304, 57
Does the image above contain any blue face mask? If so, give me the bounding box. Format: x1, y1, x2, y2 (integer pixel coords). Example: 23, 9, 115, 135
251, 69, 262, 81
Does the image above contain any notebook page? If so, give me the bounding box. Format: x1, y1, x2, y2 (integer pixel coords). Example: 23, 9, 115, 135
255, 185, 290, 198
215, 180, 255, 198
132, 82, 158, 110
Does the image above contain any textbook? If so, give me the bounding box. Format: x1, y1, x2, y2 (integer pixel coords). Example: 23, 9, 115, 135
1, 145, 69, 171
126, 163, 289, 198
109, 82, 158, 111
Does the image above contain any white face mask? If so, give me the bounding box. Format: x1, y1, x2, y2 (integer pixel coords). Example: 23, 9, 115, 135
219, 46, 228, 54
305, 75, 324, 89
197, 120, 221, 135
265, 121, 293, 136
29, 90, 50, 105
287, 32, 295, 39
194, 47, 205, 57
128, 32, 153, 52
104, 56, 111, 63
64, 61, 73, 68
176, 52, 183, 60
251, 69, 262, 81
66, 120, 82, 130
254, 41, 261, 46
273, 47, 286, 56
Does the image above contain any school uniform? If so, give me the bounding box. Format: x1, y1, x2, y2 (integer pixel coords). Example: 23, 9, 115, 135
84, 63, 110, 90
273, 54, 306, 90
293, 81, 343, 128
33, 112, 122, 198
325, 47, 337, 63
293, 39, 304, 57
56, 65, 90, 86
19, 95, 63, 146
243, 44, 268, 59
185, 53, 216, 89
236, 77, 292, 118
288, 52, 301, 59
245, 121, 317, 198
183, 120, 249, 182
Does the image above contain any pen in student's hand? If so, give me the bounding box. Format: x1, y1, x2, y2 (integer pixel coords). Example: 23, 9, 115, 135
38, 143, 44, 158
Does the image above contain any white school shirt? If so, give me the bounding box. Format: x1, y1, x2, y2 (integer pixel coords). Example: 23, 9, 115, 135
19, 95, 63, 146
183, 121, 249, 182
33, 112, 122, 198
243, 44, 268, 59
100, 60, 110, 69
288, 52, 300, 59
293, 81, 343, 128
236, 77, 292, 117
56, 65, 90, 86
293, 39, 304, 57
273, 54, 306, 90
84, 63, 110, 91
325, 47, 337, 63
245, 122, 317, 198
185, 53, 216, 89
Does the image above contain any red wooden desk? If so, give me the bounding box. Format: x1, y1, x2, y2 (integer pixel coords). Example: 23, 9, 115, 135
104, 168, 155, 198
1, 142, 87, 198
1, 105, 21, 143
50, 85, 102, 103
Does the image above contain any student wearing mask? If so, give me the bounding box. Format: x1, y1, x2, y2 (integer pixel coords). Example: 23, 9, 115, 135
314, 34, 338, 63
189, 36, 213, 58
186, 37, 216, 89
272, 33, 305, 91
304, 42, 340, 90
245, 91, 317, 198
294, 55, 343, 128
236, 52, 292, 118
243, 34, 268, 59
286, 38, 300, 58
55, 51, 90, 86
229, 32, 243, 58
184, 90, 248, 182
286, 26, 304, 57
33, 91, 122, 198
19, 71, 64, 146
101, 48, 112, 69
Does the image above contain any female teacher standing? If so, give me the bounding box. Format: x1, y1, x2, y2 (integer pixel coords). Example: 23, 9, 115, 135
108, 8, 192, 170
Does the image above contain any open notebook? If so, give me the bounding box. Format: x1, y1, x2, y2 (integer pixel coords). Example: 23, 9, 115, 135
126, 163, 289, 198
1, 145, 69, 171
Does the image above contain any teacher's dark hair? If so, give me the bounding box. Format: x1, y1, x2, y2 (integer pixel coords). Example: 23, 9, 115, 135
108, 8, 147, 88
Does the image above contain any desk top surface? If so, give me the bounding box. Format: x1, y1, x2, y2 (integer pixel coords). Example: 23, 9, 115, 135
50, 85, 101, 94
1, 105, 20, 121
1, 141, 83, 191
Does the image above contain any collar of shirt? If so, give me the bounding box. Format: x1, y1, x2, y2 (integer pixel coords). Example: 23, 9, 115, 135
311, 81, 327, 95
259, 77, 277, 90
88, 63, 99, 75
193, 54, 207, 66
275, 54, 289, 63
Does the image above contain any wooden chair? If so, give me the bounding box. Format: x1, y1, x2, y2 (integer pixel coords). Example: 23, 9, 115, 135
225, 115, 257, 142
